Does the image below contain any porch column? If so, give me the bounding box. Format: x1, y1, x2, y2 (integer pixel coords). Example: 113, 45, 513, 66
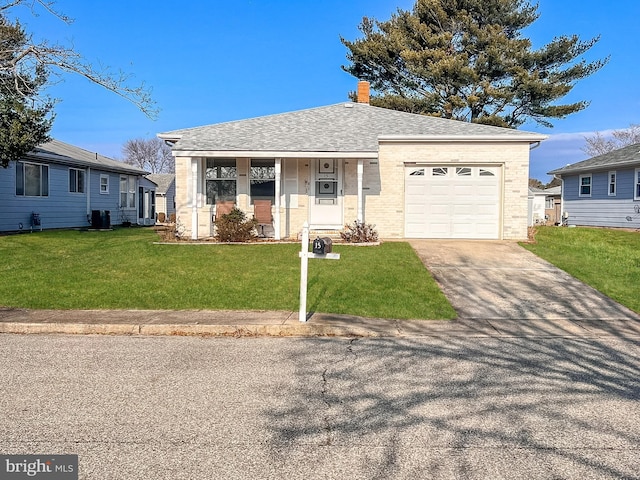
357, 159, 364, 223
274, 158, 281, 240
191, 158, 198, 240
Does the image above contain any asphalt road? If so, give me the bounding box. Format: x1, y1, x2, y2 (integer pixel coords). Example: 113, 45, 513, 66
1, 334, 639, 479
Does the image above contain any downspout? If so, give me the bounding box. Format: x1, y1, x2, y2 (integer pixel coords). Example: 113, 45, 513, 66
86, 167, 91, 224
555, 174, 566, 225
357, 159, 363, 223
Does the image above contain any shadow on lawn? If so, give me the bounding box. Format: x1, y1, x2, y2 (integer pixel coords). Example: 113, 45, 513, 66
265, 326, 640, 478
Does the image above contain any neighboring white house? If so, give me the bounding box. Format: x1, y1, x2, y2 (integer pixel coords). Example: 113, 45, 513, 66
528, 187, 547, 226
158, 82, 546, 241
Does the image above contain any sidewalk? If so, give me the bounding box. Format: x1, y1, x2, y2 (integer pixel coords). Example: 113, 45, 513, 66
1, 307, 640, 338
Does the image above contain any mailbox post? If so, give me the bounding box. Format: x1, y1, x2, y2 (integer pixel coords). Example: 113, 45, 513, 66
299, 221, 340, 322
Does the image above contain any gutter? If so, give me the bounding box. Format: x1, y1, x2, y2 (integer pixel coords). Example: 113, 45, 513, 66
378, 134, 548, 143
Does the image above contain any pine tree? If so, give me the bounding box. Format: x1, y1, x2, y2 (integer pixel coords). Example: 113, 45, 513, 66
0, 16, 53, 168
341, 0, 608, 128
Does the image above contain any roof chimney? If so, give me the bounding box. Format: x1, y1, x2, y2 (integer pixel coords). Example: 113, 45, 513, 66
357, 81, 370, 104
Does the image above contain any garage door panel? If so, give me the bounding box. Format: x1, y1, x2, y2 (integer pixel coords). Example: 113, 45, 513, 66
429, 204, 450, 215
476, 204, 498, 215
405, 165, 500, 239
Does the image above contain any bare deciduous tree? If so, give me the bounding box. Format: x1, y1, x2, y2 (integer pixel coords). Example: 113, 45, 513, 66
0, 0, 157, 118
582, 124, 640, 157
122, 137, 174, 174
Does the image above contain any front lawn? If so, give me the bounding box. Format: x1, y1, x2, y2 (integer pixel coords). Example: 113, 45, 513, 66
0, 228, 456, 320
522, 226, 640, 313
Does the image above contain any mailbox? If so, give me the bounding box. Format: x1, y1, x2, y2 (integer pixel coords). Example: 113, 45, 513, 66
312, 237, 333, 254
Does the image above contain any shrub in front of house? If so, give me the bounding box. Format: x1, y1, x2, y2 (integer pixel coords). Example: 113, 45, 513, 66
215, 207, 257, 242
340, 220, 379, 243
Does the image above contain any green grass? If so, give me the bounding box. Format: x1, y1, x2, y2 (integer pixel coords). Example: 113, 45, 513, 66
522, 226, 640, 313
0, 228, 456, 320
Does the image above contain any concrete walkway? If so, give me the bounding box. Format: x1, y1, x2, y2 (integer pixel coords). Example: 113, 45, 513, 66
1, 240, 639, 338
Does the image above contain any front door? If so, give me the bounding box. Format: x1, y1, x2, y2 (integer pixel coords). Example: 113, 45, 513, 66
309, 159, 343, 229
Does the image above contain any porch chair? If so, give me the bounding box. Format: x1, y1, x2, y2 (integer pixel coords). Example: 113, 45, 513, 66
253, 199, 273, 237
214, 201, 235, 221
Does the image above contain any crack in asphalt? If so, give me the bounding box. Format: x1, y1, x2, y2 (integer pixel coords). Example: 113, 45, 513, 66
320, 338, 359, 446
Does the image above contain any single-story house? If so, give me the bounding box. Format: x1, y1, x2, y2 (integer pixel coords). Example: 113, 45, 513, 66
548, 143, 640, 228
528, 187, 547, 226
0, 139, 156, 232
146, 173, 176, 222
158, 82, 546, 241
544, 185, 562, 225
528, 185, 562, 226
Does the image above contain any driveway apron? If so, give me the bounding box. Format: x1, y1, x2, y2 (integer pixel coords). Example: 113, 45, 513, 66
410, 240, 640, 326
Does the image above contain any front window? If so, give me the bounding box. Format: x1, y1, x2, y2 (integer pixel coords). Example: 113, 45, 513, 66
608, 171, 616, 196
250, 159, 275, 204
16, 161, 48, 197
120, 175, 136, 208
635, 169, 640, 200
206, 158, 237, 205
579, 174, 591, 197
100, 175, 109, 194
69, 168, 85, 193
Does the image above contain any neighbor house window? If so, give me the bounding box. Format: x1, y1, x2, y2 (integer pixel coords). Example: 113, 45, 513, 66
16, 161, 48, 197
579, 174, 592, 197
608, 171, 616, 196
545, 197, 554, 209
635, 168, 640, 200
120, 175, 136, 208
249, 159, 275, 203
100, 175, 109, 194
69, 168, 85, 193
206, 158, 236, 205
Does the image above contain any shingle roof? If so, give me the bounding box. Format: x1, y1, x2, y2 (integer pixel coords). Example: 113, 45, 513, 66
159, 103, 545, 153
26, 139, 147, 175
146, 174, 175, 193
548, 143, 640, 176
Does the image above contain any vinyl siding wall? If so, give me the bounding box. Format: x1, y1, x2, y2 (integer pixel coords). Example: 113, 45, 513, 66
563, 168, 640, 228
0, 160, 139, 232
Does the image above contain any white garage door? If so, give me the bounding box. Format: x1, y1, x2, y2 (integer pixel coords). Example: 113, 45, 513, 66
405, 165, 501, 239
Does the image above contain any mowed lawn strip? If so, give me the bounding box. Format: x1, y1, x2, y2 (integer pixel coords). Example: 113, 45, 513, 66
0, 228, 456, 320
522, 226, 640, 313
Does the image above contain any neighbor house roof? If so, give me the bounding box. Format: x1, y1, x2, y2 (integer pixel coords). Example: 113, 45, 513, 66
158, 103, 546, 156
146, 174, 175, 194
25, 139, 147, 175
548, 142, 640, 176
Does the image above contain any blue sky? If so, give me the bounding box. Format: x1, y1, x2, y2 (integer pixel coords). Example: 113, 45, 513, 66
16, 0, 640, 182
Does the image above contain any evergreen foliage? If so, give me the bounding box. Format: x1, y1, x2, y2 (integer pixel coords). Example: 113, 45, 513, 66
341, 0, 608, 128
0, 16, 53, 167
214, 207, 257, 243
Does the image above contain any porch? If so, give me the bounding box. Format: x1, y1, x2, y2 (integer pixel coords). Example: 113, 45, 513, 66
180, 156, 371, 240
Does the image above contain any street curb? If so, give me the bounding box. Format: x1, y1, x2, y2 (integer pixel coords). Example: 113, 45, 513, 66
0, 322, 387, 338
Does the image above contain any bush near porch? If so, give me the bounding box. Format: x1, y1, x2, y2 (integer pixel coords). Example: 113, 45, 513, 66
522, 226, 640, 313
0, 228, 456, 320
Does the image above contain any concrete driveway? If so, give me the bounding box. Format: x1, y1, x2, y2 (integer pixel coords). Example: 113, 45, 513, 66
410, 240, 640, 322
